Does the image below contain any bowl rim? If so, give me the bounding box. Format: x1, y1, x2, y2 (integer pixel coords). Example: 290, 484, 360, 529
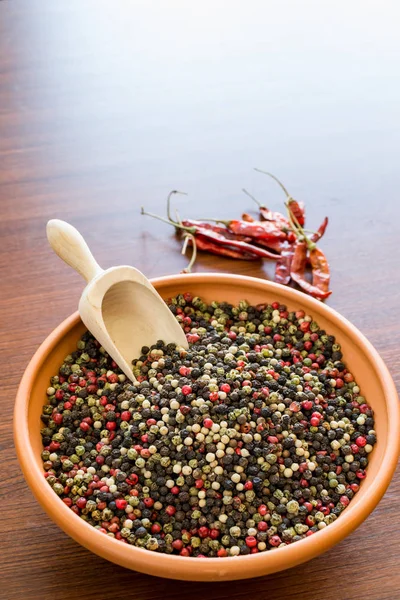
14, 272, 400, 580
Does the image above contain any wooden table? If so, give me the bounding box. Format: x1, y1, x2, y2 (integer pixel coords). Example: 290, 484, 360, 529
1, 1, 399, 598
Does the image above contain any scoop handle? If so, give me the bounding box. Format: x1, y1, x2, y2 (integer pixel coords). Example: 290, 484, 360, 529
47, 219, 103, 283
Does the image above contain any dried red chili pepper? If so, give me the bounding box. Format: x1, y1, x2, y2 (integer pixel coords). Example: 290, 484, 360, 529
242, 189, 291, 229
309, 216, 328, 243
287, 199, 305, 227
194, 227, 280, 259
188, 235, 260, 260
181, 219, 252, 242
290, 242, 331, 299
241, 213, 255, 223
309, 246, 331, 295
141, 208, 280, 261
212, 219, 286, 241
254, 169, 305, 226
275, 242, 295, 285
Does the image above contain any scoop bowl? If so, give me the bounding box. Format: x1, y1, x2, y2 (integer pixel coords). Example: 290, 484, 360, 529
14, 273, 400, 581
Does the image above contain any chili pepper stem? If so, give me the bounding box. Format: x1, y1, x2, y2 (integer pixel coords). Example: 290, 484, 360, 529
166, 190, 188, 222
141, 207, 196, 234
242, 188, 262, 207
190, 217, 230, 225
254, 168, 292, 199
285, 202, 316, 251
181, 233, 197, 273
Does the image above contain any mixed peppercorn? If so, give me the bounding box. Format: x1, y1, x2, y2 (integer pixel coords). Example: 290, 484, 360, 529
41, 294, 376, 557
141, 171, 331, 299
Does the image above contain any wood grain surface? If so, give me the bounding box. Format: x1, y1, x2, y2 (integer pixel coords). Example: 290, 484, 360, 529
1, 1, 399, 599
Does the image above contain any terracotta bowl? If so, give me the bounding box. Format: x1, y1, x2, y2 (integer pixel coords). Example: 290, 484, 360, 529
14, 273, 400, 581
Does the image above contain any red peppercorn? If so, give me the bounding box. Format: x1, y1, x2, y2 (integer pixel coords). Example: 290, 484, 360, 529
203, 418, 213, 429
209, 391, 219, 402
53, 413, 63, 425
63, 498, 72, 507
302, 400, 313, 411
209, 528, 220, 539
220, 383, 231, 393
258, 504, 268, 516
171, 486, 180, 495
356, 470, 366, 479
126, 473, 138, 485
115, 498, 127, 510
198, 526, 209, 538
106, 421, 116, 431
217, 548, 228, 557
107, 373, 119, 383
121, 411, 131, 421
310, 417, 320, 427
144, 497, 154, 507
244, 481, 253, 490
187, 333, 200, 343
257, 521, 268, 531
269, 535, 281, 547
245, 536, 257, 548
165, 505, 176, 516
151, 523, 161, 534
172, 539, 183, 551
356, 436, 367, 447
340, 495, 350, 506
55, 389, 64, 400
76, 497, 87, 509
80, 421, 90, 432
300, 321, 310, 332
195, 479, 204, 489
182, 385, 192, 396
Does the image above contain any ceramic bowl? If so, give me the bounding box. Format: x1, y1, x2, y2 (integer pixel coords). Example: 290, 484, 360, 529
14, 273, 400, 581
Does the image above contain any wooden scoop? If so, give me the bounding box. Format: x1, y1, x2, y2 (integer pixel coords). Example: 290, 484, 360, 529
46, 219, 188, 381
